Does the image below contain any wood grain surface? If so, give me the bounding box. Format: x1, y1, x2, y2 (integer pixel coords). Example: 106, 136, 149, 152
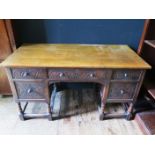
0, 44, 151, 69
0, 93, 142, 134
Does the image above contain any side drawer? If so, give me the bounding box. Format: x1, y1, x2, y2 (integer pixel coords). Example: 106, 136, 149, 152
14, 81, 47, 100
111, 70, 142, 81
107, 82, 137, 100
11, 68, 47, 79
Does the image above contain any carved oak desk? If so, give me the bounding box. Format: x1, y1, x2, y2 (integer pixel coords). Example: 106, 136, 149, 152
1, 44, 151, 121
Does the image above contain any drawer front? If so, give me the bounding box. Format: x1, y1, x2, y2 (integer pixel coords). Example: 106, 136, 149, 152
48, 69, 109, 81
11, 68, 47, 79
112, 70, 142, 81
15, 81, 47, 99
108, 83, 137, 100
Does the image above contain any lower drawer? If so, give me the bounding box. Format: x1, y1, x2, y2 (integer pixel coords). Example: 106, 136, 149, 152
14, 81, 47, 100
107, 82, 137, 100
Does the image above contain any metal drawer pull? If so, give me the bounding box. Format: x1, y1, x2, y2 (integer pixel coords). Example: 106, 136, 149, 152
35, 72, 39, 77
120, 90, 124, 95
27, 88, 33, 94
21, 72, 29, 77
90, 73, 95, 78
124, 73, 128, 77
59, 73, 65, 77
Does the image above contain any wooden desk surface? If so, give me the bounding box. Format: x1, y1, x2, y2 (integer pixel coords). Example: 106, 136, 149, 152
0, 44, 151, 69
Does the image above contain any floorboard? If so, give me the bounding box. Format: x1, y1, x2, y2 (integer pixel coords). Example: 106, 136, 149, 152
0, 89, 142, 135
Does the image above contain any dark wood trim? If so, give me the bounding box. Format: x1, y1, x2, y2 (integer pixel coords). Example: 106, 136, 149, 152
104, 113, 126, 119
17, 101, 25, 120
0, 20, 16, 95
46, 80, 52, 120
125, 70, 146, 120
144, 40, 155, 48
135, 114, 149, 134
23, 113, 50, 119
99, 70, 112, 120
12, 79, 46, 82
23, 102, 28, 113
6, 67, 146, 121
107, 99, 134, 102
5, 68, 18, 100
110, 80, 139, 83
4, 20, 16, 52
15, 99, 47, 102
133, 70, 146, 101
135, 19, 155, 134
138, 19, 150, 55
135, 110, 155, 135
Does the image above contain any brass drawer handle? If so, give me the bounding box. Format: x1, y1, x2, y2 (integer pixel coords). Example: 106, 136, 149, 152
21, 72, 29, 77
90, 73, 95, 78
35, 72, 39, 77
59, 73, 65, 77
27, 88, 33, 94
124, 73, 128, 78
120, 90, 125, 95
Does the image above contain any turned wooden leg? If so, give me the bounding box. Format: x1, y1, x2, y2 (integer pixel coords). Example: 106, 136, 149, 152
99, 82, 110, 120
47, 102, 52, 121
99, 112, 105, 120
17, 101, 25, 121
126, 102, 134, 121
48, 83, 57, 121
23, 101, 28, 113
99, 98, 105, 120
99, 85, 106, 120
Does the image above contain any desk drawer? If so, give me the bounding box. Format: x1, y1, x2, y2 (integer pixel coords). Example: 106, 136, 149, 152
48, 69, 109, 81
11, 68, 47, 79
14, 81, 47, 100
112, 70, 142, 81
108, 83, 137, 100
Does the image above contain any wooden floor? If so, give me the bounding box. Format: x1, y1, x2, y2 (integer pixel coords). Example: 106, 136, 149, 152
0, 89, 142, 135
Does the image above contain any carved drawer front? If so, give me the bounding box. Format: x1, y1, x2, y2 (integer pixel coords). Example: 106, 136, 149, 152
14, 81, 47, 99
108, 83, 137, 100
48, 69, 109, 81
11, 68, 47, 79
112, 70, 142, 81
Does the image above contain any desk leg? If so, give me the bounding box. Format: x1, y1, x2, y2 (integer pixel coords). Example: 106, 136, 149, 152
99, 84, 109, 120
126, 102, 134, 120
17, 101, 25, 121
48, 83, 57, 121
125, 70, 146, 121
48, 102, 52, 121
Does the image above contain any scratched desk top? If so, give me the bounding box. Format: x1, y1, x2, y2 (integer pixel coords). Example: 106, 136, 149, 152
0, 44, 151, 69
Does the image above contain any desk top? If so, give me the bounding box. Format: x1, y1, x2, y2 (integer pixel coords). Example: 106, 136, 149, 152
1, 44, 151, 69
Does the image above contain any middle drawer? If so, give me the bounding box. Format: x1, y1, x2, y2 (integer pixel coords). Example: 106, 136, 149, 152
48, 69, 109, 81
